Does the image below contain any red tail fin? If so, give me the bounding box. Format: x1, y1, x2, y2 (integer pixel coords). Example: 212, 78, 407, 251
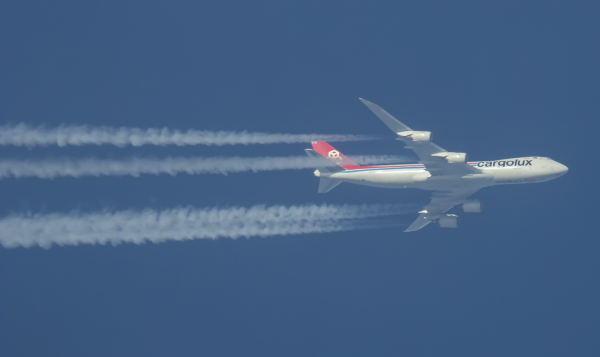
311, 141, 361, 170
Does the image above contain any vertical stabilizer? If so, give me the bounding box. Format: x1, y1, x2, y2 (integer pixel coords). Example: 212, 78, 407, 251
305, 148, 344, 193
311, 141, 361, 170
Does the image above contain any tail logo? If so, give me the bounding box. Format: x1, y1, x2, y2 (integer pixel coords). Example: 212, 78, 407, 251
327, 150, 343, 164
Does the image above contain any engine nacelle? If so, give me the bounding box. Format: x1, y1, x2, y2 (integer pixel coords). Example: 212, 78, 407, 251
432, 152, 468, 164
438, 214, 459, 228
397, 131, 432, 142
462, 200, 482, 212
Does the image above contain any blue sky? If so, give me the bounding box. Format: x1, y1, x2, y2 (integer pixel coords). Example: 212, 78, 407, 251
1, 1, 599, 356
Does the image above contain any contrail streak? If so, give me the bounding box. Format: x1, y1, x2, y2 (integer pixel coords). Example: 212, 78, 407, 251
0, 155, 411, 179
0, 124, 375, 147
0, 204, 413, 248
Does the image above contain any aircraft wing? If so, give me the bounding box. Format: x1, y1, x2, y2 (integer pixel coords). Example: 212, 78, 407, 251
403, 213, 434, 232
404, 187, 482, 232
359, 98, 480, 176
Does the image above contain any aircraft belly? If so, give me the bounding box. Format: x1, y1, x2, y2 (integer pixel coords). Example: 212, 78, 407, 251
414, 177, 487, 191
479, 167, 550, 185
330, 170, 421, 188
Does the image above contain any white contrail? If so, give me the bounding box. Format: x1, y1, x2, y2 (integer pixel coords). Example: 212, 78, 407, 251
0, 204, 413, 248
0, 124, 375, 147
0, 155, 411, 179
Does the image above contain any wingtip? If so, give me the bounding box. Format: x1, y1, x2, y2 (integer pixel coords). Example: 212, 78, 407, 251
359, 98, 375, 106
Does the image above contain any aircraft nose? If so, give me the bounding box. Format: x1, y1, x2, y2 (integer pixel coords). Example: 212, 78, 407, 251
555, 163, 568, 177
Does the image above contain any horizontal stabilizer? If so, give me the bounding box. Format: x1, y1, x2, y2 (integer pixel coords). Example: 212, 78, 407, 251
318, 178, 342, 193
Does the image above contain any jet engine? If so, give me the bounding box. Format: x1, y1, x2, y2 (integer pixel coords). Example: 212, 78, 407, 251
397, 131, 432, 142
438, 214, 459, 228
462, 200, 482, 212
432, 152, 468, 163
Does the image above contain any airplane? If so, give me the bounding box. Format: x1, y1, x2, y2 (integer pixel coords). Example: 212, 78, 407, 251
305, 98, 568, 232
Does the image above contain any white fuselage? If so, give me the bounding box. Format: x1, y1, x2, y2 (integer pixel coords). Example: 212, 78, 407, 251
320, 157, 568, 191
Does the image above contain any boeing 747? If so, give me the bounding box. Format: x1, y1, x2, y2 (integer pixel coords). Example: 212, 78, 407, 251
305, 99, 568, 232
